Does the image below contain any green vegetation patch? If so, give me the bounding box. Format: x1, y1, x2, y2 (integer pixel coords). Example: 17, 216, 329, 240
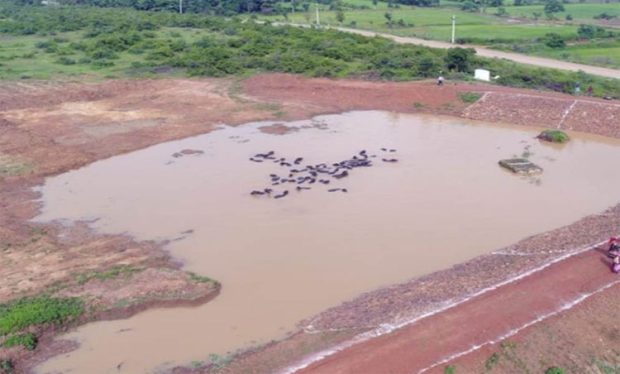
537, 129, 570, 143
545, 367, 566, 374
444, 365, 456, 374
458, 91, 482, 103
75, 265, 143, 285
485, 352, 500, 371
0, 296, 84, 335
1, 332, 37, 350
0, 154, 32, 178
0, 360, 14, 374
187, 271, 219, 286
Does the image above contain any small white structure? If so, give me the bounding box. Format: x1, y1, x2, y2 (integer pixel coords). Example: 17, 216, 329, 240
474, 69, 491, 82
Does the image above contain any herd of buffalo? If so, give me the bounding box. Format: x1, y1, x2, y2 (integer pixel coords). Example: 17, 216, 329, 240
249, 148, 398, 199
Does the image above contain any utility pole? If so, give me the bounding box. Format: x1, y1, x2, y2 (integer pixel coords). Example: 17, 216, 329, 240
315, 2, 320, 25
179, 0, 183, 14
451, 15, 456, 44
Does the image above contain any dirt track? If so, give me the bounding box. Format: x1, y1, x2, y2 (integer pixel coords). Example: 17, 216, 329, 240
290, 24, 620, 80
1, 74, 619, 372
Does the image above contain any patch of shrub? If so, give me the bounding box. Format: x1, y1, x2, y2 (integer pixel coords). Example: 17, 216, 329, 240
537, 129, 570, 143
543, 33, 566, 48
459, 91, 482, 103
0, 296, 83, 335
2, 332, 38, 350
56, 56, 76, 65
0, 360, 13, 374
485, 352, 500, 370
545, 367, 565, 374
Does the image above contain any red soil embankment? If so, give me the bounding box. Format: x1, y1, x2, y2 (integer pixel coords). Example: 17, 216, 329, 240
298, 249, 618, 374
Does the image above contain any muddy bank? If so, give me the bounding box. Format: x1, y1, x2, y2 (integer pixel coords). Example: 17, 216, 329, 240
1, 74, 619, 372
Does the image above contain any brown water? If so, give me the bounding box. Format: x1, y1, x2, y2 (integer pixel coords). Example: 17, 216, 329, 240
34, 111, 620, 374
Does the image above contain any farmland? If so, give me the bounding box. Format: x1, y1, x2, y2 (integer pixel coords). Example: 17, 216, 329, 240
263, 0, 620, 68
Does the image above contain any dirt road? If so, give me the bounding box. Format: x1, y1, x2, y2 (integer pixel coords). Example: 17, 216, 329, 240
280, 23, 620, 80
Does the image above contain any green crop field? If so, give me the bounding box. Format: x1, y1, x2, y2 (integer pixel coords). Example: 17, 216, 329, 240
488, 2, 620, 22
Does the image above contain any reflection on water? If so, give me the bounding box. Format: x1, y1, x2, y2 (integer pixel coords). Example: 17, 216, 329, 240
35, 111, 620, 373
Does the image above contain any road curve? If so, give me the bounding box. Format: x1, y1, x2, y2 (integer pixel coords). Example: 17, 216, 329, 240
278, 22, 620, 80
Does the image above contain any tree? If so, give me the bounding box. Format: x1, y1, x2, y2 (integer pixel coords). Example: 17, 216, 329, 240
543, 0, 564, 15
543, 33, 565, 48
461, 0, 479, 11
336, 9, 345, 23
444, 47, 476, 72
384, 11, 393, 27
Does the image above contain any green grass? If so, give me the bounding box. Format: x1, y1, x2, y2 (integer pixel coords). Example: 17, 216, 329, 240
536, 42, 620, 69
265, 3, 598, 43
489, 3, 620, 22
459, 91, 482, 103
0, 27, 203, 80
75, 265, 143, 285
0, 296, 83, 335
0, 154, 32, 178
187, 271, 218, 285
1, 332, 38, 351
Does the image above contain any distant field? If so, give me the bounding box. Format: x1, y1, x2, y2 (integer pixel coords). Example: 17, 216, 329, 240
267, 6, 580, 42
263, 0, 620, 68
537, 42, 620, 67
488, 2, 620, 22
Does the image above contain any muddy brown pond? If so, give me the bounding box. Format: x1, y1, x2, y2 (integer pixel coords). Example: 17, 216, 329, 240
34, 111, 620, 373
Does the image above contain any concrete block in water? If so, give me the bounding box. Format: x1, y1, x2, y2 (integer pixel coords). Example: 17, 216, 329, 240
498, 158, 543, 175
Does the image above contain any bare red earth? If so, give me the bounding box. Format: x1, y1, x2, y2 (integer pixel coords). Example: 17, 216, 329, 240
299, 249, 618, 374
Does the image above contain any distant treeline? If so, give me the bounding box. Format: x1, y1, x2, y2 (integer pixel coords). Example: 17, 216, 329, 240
9, 0, 281, 14
8, 0, 438, 15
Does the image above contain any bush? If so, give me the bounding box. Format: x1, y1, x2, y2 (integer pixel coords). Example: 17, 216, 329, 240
444, 47, 476, 72
0, 360, 13, 374
56, 56, 76, 65
543, 33, 566, 48
2, 332, 38, 350
537, 129, 570, 143
545, 367, 565, 374
0, 296, 83, 335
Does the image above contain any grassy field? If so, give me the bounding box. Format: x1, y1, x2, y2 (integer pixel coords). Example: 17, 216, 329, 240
487, 2, 620, 22
0, 28, 203, 80
269, 5, 580, 42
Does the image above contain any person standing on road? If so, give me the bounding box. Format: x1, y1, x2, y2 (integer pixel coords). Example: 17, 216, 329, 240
437, 75, 444, 86
587, 86, 593, 96
612, 255, 620, 274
